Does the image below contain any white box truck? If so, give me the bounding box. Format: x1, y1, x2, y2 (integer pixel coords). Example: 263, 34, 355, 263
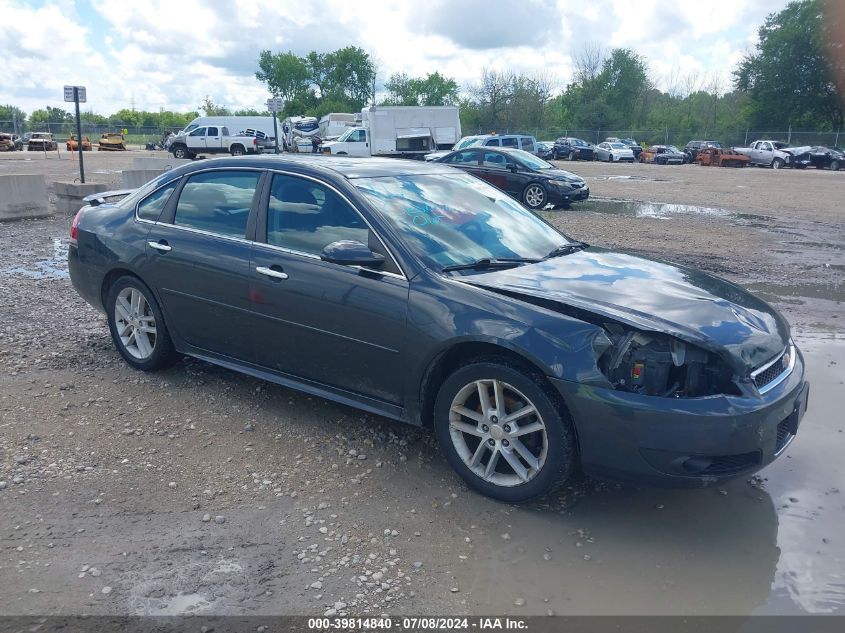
320, 106, 460, 158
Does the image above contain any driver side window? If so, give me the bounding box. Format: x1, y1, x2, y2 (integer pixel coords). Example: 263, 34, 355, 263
189, 127, 206, 137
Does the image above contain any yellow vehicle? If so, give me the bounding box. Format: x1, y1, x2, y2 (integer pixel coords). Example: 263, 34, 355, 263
98, 133, 126, 151
66, 134, 92, 151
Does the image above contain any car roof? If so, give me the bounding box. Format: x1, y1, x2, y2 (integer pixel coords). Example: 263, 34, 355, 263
165, 155, 458, 181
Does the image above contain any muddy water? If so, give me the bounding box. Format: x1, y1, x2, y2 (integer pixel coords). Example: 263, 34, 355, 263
457, 337, 845, 615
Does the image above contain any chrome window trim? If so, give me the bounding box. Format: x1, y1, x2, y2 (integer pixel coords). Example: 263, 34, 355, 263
752, 342, 796, 395
265, 168, 408, 280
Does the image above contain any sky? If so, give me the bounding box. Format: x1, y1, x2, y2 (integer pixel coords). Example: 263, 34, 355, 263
1, 0, 792, 116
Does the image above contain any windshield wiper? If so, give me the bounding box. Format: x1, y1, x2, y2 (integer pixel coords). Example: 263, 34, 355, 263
543, 241, 589, 259
441, 257, 539, 273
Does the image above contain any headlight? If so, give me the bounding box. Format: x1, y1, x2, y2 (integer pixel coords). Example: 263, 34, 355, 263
549, 179, 576, 188
596, 327, 739, 397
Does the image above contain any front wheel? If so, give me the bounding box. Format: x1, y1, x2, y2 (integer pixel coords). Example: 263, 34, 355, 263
434, 362, 576, 502
522, 183, 547, 209
172, 145, 189, 160
106, 276, 177, 371
772, 157, 785, 169
830, 159, 840, 171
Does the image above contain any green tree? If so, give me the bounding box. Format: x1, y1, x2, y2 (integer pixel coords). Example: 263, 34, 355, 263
199, 96, 231, 116
29, 107, 73, 124
734, 0, 843, 129
256, 50, 312, 102
0, 104, 27, 129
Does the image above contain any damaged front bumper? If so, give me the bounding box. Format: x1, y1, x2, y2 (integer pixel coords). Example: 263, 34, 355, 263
550, 347, 809, 486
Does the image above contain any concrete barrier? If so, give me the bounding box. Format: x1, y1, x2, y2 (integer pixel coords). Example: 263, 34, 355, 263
132, 157, 189, 170
122, 169, 167, 189
0, 174, 51, 221
54, 181, 109, 216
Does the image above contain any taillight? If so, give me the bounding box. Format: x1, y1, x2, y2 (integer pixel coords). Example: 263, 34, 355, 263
70, 209, 82, 241
253, 138, 257, 145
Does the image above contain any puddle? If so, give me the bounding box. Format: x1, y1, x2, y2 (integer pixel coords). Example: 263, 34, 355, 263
1, 238, 69, 279
580, 198, 730, 220
589, 175, 668, 182
746, 281, 845, 304
136, 592, 216, 616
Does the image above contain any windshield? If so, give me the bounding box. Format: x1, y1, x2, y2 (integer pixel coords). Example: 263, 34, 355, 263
610, 143, 626, 149
666, 145, 681, 153
508, 149, 553, 169
337, 127, 361, 142
455, 137, 482, 149
353, 173, 570, 270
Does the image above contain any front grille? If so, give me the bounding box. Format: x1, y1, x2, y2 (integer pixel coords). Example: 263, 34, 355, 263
752, 347, 791, 391
701, 451, 761, 476
775, 419, 793, 452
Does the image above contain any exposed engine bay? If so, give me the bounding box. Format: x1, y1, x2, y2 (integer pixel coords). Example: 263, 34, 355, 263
597, 325, 738, 397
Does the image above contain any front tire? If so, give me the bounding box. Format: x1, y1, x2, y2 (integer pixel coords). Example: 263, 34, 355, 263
434, 361, 576, 502
172, 145, 189, 160
522, 183, 547, 209
830, 159, 840, 171
106, 276, 177, 371
772, 157, 785, 169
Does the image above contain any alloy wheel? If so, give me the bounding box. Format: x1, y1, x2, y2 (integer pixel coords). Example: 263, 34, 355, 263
448, 379, 548, 487
114, 287, 157, 360
524, 185, 545, 208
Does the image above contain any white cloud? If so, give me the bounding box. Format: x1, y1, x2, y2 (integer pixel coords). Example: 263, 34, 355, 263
0, 0, 790, 117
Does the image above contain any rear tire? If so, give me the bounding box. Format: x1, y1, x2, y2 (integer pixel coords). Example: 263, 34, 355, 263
231, 144, 245, 156
106, 276, 177, 371
434, 361, 576, 502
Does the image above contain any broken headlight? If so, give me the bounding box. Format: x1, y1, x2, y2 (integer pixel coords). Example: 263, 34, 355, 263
597, 326, 738, 397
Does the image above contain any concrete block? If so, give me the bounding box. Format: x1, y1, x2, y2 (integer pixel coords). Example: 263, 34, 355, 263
132, 157, 189, 170
122, 169, 167, 189
53, 181, 108, 216
0, 174, 51, 221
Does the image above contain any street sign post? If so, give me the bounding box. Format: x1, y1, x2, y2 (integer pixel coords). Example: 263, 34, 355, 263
64, 85, 87, 182
267, 97, 284, 154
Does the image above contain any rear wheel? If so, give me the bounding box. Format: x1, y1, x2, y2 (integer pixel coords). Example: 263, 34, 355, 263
106, 276, 177, 371
772, 157, 785, 169
522, 183, 547, 209
231, 144, 245, 156
434, 361, 576, 502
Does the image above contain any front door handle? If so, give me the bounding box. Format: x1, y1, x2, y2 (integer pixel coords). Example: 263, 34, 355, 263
148, 241, 171, 252
256, 266, 289, 280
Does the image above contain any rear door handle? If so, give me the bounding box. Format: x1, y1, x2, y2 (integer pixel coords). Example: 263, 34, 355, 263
148, 241, 171, 252
256, 266, 288, 280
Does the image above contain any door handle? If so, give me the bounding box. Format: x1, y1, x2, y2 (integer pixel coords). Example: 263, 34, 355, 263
256, 266, 288, 280
148, 241, 171, 252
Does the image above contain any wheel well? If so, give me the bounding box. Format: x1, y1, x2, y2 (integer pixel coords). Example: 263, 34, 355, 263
419, 342, 558, 429
100, 268, 140, 310
231, 144, 245, 152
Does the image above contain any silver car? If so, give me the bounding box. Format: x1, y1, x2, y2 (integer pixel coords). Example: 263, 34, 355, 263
594, 141, 635, 162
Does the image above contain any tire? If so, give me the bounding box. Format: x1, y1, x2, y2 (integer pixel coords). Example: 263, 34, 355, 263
830, 160, 840, 171
772, 157, 784, 169
434, 361, 576, 502
172, 145, 189, 160
567, 151, 575, 161
106, 276, 177, 371
522, 183, 547, 209
230, 144, 245, 156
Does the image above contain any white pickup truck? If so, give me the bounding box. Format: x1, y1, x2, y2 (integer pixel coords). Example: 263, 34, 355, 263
169, 125, 263, 159
732, 140, 795, 169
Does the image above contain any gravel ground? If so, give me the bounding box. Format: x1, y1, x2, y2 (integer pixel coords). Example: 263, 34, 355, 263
1, 151, 844, 618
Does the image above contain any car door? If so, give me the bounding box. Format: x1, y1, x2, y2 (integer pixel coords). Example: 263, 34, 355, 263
141, 168, 263, 360
204, 126, 223, 152
346, 129, 370, 157
476, 150, 513, 191
247, 171, 409, 405
442, 149, 483, 177
184, 126, 207, 152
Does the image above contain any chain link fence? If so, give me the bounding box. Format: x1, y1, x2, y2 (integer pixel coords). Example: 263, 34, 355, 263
0, 121, 184, 145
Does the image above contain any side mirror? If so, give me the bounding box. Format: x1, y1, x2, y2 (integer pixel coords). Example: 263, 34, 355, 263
321, 240, 385, 269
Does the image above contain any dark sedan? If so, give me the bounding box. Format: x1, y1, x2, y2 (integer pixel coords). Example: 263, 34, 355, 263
788, 146, 843, 170
434, 147, 589, 209
552, 137, 594, 161
68, 156, 808, 502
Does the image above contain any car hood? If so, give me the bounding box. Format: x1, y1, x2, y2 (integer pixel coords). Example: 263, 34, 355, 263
463, 247, 789, 373
538, 168, 584, 183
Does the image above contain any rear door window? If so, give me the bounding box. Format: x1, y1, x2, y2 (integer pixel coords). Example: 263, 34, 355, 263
484, 138, 500, 146
501, 137, 518, 148
173, 170, 261, 238
444, 150, 479, 165
137, 184, 177, 222
520, 137, 535, 152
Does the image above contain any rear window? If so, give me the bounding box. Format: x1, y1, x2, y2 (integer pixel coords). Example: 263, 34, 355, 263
520, 137, 535, 152
137, 184, 177, 222
501, 137, 518, 148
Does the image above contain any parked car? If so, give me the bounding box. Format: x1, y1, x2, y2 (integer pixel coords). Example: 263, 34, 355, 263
696, 147, 750, 168
616, 138, 643, 160
66, 134, 92, 151
434, 146, 589, 208
594, 141, 635, 162
683, 140, 722, 163
27, 132, 58, 151
639, 144, 685, 165
445, 133, 539, 155
535, 141, 555, 160
169, 126, 264, 159
552, 137, 594, 161
732, 140, 795, 169
784, 146, 843, 171
67, 156, 808, 501
0, 132, 23, 151
98, 133, 127, 151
